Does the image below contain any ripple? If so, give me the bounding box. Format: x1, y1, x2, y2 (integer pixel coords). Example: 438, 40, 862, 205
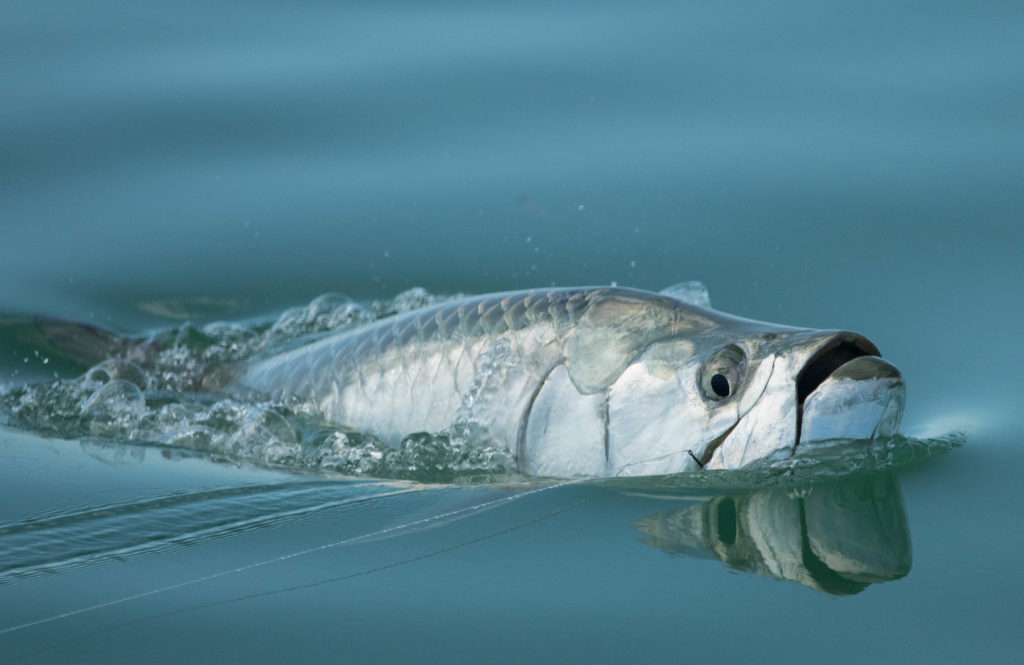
0, 479, 410, 584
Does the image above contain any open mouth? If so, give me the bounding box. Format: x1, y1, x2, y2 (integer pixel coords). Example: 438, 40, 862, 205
700, 331, 905, 471
795, 333, 888, 449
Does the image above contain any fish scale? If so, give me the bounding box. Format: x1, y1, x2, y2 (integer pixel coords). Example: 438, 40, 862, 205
239, 288, 615, 448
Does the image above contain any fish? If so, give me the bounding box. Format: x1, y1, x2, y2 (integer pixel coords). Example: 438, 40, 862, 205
234, 286, 906, 477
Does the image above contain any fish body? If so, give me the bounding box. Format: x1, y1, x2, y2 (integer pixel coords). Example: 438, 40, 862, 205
236, 287, 906, 478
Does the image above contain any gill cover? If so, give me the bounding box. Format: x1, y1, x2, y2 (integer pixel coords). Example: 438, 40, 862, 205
525, 293, 689, 476
606, 337, 777, 476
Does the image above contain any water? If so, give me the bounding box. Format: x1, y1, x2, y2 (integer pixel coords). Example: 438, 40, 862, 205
2, 1, 1022, 663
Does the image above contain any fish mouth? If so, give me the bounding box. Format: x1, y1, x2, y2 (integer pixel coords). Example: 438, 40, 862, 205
794, 333, 905, 451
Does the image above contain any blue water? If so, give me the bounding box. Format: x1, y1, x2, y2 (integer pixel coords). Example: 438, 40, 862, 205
2, 1, 1023, 663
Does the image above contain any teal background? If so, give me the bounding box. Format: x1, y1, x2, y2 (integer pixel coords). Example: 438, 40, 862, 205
2, 2, 1022, 663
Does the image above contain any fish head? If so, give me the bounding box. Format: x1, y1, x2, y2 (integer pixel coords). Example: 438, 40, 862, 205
607, 314, 905, 476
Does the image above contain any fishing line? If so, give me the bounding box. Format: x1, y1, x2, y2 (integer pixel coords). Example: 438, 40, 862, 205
0, 479, 580, 637
0, 489, 589, 665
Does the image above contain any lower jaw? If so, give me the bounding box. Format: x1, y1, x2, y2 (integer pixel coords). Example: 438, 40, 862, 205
796, 389, 905, 451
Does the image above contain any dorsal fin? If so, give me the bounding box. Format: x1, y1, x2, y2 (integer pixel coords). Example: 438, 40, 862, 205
659, 281, 712, 309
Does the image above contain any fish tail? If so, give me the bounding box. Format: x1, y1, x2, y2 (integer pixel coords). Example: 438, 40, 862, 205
32, 316, 146, 368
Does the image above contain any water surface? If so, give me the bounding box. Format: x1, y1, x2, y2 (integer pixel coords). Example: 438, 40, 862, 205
2, 1, 1023, 663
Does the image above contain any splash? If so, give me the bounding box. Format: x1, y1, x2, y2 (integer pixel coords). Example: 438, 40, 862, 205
0, 289, 513, 483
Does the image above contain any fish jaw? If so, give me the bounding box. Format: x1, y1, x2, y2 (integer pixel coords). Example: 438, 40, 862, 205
706, 331, 906, 469
796, 355, 905, 449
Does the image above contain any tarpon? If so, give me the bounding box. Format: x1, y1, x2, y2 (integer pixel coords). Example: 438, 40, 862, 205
236, 286, 906, 477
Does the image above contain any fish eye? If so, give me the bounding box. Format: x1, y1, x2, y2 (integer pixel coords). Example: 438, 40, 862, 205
700, 345, 746, 401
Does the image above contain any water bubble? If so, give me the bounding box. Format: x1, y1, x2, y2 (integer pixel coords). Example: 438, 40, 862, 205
81, 380, 145, 417
81, 380, 146, 435
224, 407, 299, 464
163, 425, 220, 451
84, 359, 149, 389
380, 431, 516, 482
270, 293, 369, 337
150, 401, 205, 431
195, 399, 247, 431
303, 430, 387, 475
307, 293, 352, 317
390, 288, 435, 313
199, 321, 257, 362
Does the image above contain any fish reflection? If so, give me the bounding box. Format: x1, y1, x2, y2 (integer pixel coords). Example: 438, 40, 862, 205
634, 473, 911, 595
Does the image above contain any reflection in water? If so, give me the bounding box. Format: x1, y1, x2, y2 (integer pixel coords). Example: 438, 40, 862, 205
634, 473, 911, 595
81, 439, 147, 465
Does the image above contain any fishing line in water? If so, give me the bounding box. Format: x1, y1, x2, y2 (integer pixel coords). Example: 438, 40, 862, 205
0, 487, 589, 665
0, 479, 582, 638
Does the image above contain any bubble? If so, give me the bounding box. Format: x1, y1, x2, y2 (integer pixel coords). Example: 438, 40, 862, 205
202, 321, 250, 340
84, 359, 149, 389
303, 430, 387, 476
383, 287, 437, 315
224, 407, 299, 465
199, 321, 259, 363
81, 380, 146, 420
269, 293, 370, 338
378, 431, 516, 482
163, 425, 220, 451
195, 400, 248, 431
80, 380, 147, 437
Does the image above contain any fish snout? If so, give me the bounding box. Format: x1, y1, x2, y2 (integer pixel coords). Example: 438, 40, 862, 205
795, 332, 906, 449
